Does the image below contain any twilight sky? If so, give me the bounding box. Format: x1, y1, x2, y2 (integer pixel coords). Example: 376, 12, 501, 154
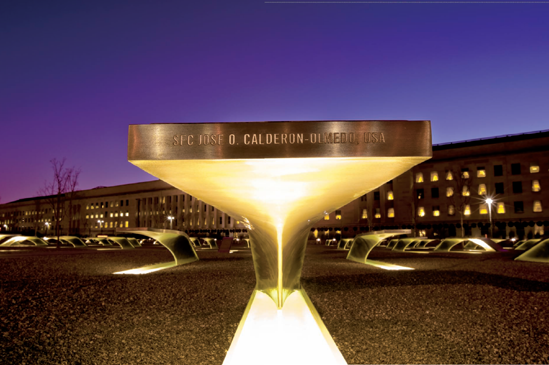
1, 0, 548, 204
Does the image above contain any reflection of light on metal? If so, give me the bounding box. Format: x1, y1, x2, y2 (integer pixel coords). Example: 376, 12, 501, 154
97, 248, 120, 251
229, 250, 240, 253
363, 259, 414, 271
131, 155, 429, 308
469, 238, 495, 252
114, 261, 176, 275
511, 238, 516, 242
223, 290, 346, 365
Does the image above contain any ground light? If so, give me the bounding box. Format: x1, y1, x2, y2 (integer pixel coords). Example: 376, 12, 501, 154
114, 261, 176, 275
223, 290, 346, 365
363, 259, 414, 270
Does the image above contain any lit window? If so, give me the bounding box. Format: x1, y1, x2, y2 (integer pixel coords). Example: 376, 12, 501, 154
532, 180, 541, 192
387, 191, 394, 200
418, 207, 425, 217
85, 215, 89, 219
110, 213, 113, 218
415, 172, 424, 183
530, 163, 540, 173
464, 205, 471, 216
446, 171, 453, 181
125, 221, 129, 228
432, 206, 440, 217
324, 214, 330, 221
448, 205, 455, 216
109, 222, 113, 228
533, 200, 542, 212
375, 208, 381, 219
86, 205, 89, 210
361, 209, 367, 219
497, 202, 505, 214
462, 186, 470, 196
95, 214, 98, 219
335, 210, 342, 220
126, 211, 129, 217
100, 214, 103, 218
446, 187, 454, 197
478, 184, 487, 195
431, 171, 438, 182
479, 203, 488, 215
388, 208, 395, 218
462, 169, 470, 179
477, 168, 486, 178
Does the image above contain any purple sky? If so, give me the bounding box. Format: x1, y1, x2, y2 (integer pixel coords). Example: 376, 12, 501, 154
1, 0, 548, 204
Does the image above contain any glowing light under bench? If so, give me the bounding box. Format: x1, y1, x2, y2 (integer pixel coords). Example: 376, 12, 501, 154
114, 261, 176, 275
363, 259, 414, 271
223, 290, 347, 365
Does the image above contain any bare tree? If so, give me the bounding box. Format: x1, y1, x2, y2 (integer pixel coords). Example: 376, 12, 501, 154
38, 158, 81, 248
447, 167, 472, 237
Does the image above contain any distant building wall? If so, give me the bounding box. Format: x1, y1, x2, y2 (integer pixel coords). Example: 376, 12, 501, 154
1, 130, 548, 239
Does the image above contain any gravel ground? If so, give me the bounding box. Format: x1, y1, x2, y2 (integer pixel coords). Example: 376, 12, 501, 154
1, 244, 548, 364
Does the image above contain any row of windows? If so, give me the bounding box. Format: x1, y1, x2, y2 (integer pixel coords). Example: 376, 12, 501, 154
417, 180, 542, 199
324, 210, 343, 220
87, 200, 129, 209
141, 195, 190, 205
360, 200, 543, 220
417, 200, 543, 217
86, 211, 129, 219
361, 208, 394, 219
93, 221, 129, 229
415, 162, 542, 183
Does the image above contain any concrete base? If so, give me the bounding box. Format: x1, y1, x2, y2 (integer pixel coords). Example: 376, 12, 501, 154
223, 289, 347, 365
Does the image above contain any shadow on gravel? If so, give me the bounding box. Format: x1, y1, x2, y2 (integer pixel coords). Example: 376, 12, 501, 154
302, 270, 549, 293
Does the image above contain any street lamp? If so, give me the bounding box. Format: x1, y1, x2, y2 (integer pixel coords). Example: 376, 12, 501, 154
45, 222, 50, 235
167, 216, 174, 230
486, 198, 493, 238
98, 220, 104, 234
3, 224, 7, 231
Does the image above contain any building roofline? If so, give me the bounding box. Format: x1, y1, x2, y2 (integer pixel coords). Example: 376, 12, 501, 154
433, 129, 549, 151
4, 179, 160, 205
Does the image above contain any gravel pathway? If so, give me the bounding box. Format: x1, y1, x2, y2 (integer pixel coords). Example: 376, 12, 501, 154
1, 245, 548, 364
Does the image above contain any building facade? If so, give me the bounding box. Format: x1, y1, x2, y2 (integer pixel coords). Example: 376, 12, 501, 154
1, 130, 548, 240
